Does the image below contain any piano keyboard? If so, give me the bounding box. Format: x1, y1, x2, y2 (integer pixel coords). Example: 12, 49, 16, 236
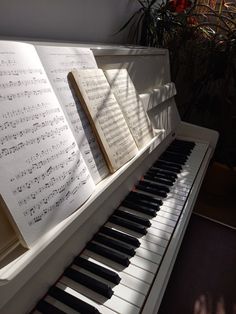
33, 139, 208, 314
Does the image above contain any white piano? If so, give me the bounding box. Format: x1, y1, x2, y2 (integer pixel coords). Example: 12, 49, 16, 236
0, 43, 218, 314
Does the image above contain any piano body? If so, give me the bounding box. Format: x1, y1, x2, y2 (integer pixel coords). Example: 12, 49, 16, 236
0, 43, 218, 314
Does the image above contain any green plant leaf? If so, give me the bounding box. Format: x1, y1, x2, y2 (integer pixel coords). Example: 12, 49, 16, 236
115, 8, 143, 34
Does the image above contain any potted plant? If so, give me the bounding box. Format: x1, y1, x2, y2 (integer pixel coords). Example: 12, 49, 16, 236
118, 0, 236, 170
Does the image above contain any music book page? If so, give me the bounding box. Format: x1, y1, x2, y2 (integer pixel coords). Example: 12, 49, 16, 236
104, 69, 154, 149
69, 69, 138, 173
36, 45, 109, 184
0, 41, 95, 248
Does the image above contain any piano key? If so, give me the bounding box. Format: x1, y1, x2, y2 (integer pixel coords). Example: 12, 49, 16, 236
93, 233, 135, 256
148, 168, 178, 180
55, 282, 116, 314
81, 254, 151, 293
73, 256, 121, 285
157, 209, 179, 221
139, 180, 170, 193
144, 174, 174, 186
82, 250, 154, 285
99, 226, 140, 248
118, 205, 176, 229
134, 246, 162, 264
128, 254, 159, 274
138, 238, 166, 254
60, 277, 140, 314
86, 242, 130, 267
64, 268, 113, 299
114, 209, 151, 227
135, 183, 167, 198
121, 199, 157, 217
48, 285, 100, 314
40, 295, 80, 314
109, 215, 147, 234
162, 200, 183, 211
153, 162, 181, 173
70, 265, 147, 307
90, 236, 160, 274
127, 190, 163, 206
106, 222, 170, 246
36, 299, 67, 314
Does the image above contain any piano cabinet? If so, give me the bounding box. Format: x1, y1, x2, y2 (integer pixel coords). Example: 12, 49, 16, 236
0, 43, 219, 314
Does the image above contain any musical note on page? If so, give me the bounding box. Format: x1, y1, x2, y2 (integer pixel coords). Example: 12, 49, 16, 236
104, 69, 154, 149
0, 41, 95, 248
36, 45, 109, 183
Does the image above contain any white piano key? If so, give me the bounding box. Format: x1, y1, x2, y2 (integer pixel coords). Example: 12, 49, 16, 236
119, 271, 150, 295
82, 250, 154, 284
134, 246, 162, 264
169, 187, 189, 197
148, 223, 173, 237
152, 215, 176, 227
129, 254, 159, 274
56, 281, 118, 314
139, 238, 166, 254
157, 209, 179, 221
162, 199, 183, 210
160, 204, 181, 215
60, 277, 141, 314
167, 192, 187, 202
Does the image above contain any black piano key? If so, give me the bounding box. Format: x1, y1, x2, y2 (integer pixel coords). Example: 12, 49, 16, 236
160, 152, 187, 164
93, 233, 135, 256
109, 215, 147, 235
148, 167, 178, 179
140, 180, 170, 193
114, 209, 151, 227
154, 160, 182, 171
147, 169, 176, 182
74, 256, 121, 284
64, 268, 113, 299
48, 286, 100, 314
136, 183, 167, 198
166, 147, 192, 156
122, 199, 157, 217
173, 139, 195, 147
36, 299, 66, 314
152, 162, 181, 174
86, 242, 130, 267
100, 226, 140, 248
144, 173, 174, 186
127, 191, 163, 206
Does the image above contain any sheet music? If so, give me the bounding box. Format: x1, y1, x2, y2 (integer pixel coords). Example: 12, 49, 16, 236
36, 45, 109, 184
104, 69, 154, 149
71, 69, 138, 172
0, 41, 95, 247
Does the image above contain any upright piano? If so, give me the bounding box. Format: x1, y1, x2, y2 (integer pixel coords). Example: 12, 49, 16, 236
0, 43, 218, 314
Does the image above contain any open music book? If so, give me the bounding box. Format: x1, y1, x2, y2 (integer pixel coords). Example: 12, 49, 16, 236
69, 68, 154, 172
0, 41, 111, 249
104, 69, 154, 148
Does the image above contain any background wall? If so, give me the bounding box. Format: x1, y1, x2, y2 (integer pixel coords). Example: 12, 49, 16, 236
0, 0, 138, 44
